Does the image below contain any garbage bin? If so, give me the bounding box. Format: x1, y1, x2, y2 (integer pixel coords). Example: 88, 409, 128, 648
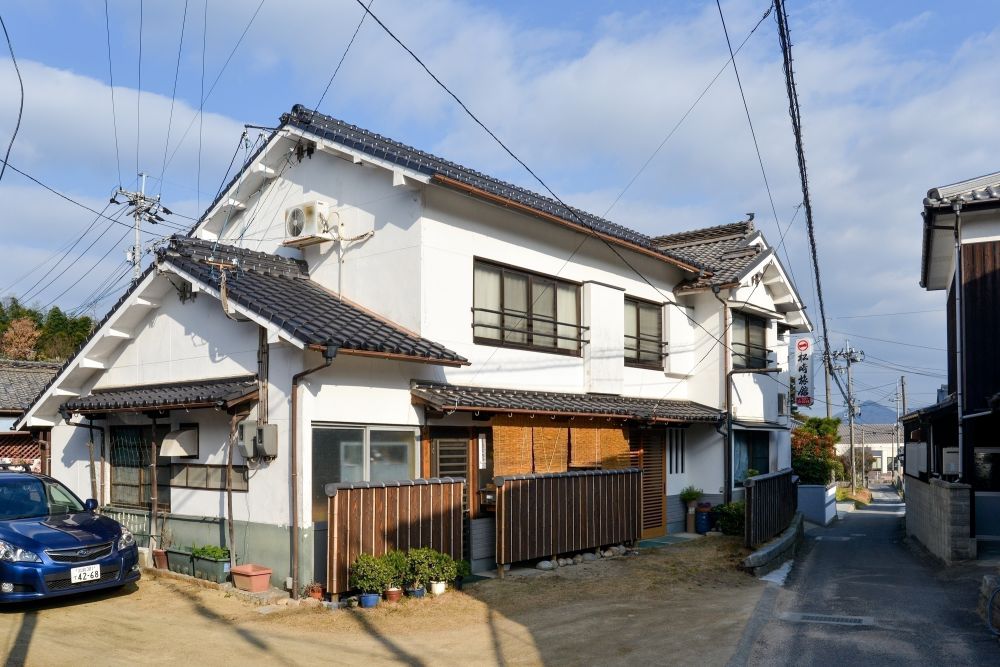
695, 507, 711, 534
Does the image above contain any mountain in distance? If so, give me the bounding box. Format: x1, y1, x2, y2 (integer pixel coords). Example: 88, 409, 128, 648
836, 400, 898, 425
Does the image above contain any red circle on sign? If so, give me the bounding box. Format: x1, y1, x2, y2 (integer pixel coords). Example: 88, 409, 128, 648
796, 339, 809, 352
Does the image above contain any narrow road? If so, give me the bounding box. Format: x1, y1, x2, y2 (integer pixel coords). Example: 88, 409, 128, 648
731, 485, 1000, 666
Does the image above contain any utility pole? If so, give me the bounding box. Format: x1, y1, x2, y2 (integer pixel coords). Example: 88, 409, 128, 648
824, 349, 832, 419
832, 342, 864, 494
900, 375, 907, 415
112, 172, 172, 282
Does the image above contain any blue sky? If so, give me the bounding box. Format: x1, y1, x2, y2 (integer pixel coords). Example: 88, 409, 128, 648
2, 0, 999, 416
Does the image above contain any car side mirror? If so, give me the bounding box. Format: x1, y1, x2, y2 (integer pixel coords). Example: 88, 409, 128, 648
84, 499, 99, 512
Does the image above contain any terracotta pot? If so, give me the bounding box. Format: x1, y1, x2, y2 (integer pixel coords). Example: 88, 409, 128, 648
384, 587, 403, 603
152, 548, 168, 570
307, 586, 324, 600
230, 563, 272, 593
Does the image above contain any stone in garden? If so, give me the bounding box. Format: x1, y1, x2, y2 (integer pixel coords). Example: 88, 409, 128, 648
603, 550, 615, 558
558, 558, 568, 566
573, 555, 584, 564
537, 560, 554, 570
582, 552, 597, 562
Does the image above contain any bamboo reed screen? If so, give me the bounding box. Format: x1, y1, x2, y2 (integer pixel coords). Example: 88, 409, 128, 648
570, 425, 630, 469
600, 426, 630, 469
492, 415, 534, 476
531, 423, 569, 474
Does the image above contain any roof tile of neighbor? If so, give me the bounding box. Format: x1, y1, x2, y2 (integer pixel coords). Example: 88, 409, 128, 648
653, 220, 764, 291
62, 375, 259, 413
159, 237, 467, 364
0, 433, 40, 460
925, 170, 1000, 208
837, 423, 897, 444
0, 360, 61, 412
411, 381, 721, 422
279, 104, 709, 273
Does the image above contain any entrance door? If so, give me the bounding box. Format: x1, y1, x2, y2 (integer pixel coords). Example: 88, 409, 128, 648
632, 430, 666, 539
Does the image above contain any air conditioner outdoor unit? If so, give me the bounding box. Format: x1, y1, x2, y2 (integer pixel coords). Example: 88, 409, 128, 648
283, 201, 336, 247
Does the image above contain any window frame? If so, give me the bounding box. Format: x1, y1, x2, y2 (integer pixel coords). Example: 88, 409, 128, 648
169, 463, 249, 492
472, 258, 583, 357
624, 295, 665, 370
108, 424, 171, 512
732, 311, 769, 369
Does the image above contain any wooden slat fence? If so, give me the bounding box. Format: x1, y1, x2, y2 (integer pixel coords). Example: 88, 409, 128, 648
325, 478, 464, 595
495, 469, 641, 566
743, 468, 797, 548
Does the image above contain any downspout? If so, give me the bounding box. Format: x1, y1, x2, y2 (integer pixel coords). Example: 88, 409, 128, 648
290, 343, 339, 600
952, 200, 965, 481
713, 287, 733, 503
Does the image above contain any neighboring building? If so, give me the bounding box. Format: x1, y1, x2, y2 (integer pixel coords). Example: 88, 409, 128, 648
834, 423, 899, 474
0, 359, 60, 469
903, 170, 1000, 556
15, 106, 810, 591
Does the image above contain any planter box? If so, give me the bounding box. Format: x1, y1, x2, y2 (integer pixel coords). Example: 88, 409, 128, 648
798, 484, 837, 526
193, 555, 231, 584
165, 548, 193, 576
231, 563, 272, 593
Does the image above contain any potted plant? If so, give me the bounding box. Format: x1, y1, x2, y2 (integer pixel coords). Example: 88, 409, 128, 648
231, 563, 272, 592
165, 545, 194, 576
381, 550, 407, 603
350, 554, 390, 608
405, 547, 436, 598
305, 582, 324, 600
679, 485, 703, 533
191, 544, 231, 584
428, 550, 457, 596
454, 559, 471, 591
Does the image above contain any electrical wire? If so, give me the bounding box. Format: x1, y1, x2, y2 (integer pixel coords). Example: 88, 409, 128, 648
38, 222, 134, 310
0, 13, 24, 185
158, 0, 189, 198
315, 0, 373, 112
830, 329, 946, 352
136, 0, 143, 179
70, 260, 130, 316
198, 0, 207, 213
103, 0, 123, 186
833, 309, 944, 320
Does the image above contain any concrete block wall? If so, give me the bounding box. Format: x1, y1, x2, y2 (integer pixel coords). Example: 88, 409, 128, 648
905, 477, 977, 563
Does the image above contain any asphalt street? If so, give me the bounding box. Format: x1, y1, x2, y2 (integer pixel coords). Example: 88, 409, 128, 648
730, 485, 1000, 666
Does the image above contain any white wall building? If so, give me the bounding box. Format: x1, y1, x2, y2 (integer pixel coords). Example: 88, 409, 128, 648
16, 106, 810, 592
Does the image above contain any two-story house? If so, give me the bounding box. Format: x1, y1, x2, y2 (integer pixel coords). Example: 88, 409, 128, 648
15, 105, 810, 593
903, 171, 1000, 557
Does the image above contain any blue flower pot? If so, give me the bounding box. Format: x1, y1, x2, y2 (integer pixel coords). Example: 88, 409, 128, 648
358, 593, 380, 608
405, 586, 425, 598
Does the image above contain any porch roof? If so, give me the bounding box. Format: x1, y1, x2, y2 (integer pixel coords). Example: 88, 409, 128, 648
411, 381, 722, 423
61, 375, 259, 415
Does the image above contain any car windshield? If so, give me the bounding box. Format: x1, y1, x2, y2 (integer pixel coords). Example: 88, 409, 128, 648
0, 478, 85, 520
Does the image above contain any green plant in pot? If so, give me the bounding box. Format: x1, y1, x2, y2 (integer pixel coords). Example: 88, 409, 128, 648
381, 550, 408, 602
678, 485, 703, 533
191, 545, 231, 584
428, 551, 457, 596
406, 547, 437, 598
454, 559, 472, 590
715, 500, 746, 536
350, 554, 391, 608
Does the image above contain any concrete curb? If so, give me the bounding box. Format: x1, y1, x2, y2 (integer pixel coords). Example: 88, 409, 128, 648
743, 513, 803, 576
141, 567, 292, 606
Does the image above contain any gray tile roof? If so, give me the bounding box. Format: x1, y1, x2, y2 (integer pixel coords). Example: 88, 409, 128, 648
279, 105, 708, 273
158, 237, 467, 365
62, 375, 259, 414
836, 423, 897, 444
0, 360, 61, 413
411, 381, 721, 423
653, 221, 764, 291
924, 171, 1000, 209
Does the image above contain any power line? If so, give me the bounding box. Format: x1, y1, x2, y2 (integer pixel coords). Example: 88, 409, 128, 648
158, 0, 189, 198
40, 225, 133, 311
198, 0, 207, 213
136, 0, 143, 179
0, 13, 24, 185
833, 308, 944, 320
603, 2, 772, 219
103, 0, 123, 186
830, 329, 946, 352
315, 0, 373, 112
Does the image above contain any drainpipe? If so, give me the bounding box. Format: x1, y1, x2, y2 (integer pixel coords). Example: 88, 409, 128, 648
952, 200, 965, 482
713, 287, 733, 503
290, 343, 339, 599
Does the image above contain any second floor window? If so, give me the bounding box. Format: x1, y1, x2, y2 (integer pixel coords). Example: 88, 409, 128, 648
473, 260, 581, 354
732, 312, 768, 369
624, 297, 663, 368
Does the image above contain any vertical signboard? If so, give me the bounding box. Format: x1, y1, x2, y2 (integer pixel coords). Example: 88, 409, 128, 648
792, 337, 814, 407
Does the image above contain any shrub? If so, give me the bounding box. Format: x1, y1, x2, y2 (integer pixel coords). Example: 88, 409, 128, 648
350, 553, 391, 593
678, 485, 703, 504
715, 501, 746, 536
406, 548, 438, 588
793, 454, 836, 486
429, 551, 457, 583
191, 545, 230, 560
381, 550, 409, 589
456, 559, 472, 579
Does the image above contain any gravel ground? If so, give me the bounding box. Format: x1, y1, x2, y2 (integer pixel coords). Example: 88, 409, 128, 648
1, 536, 763, 666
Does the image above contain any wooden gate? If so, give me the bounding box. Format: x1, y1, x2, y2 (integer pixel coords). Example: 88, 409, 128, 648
631, 430, 666, 539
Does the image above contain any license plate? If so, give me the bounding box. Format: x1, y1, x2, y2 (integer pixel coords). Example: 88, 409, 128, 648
70, 564, 101, 584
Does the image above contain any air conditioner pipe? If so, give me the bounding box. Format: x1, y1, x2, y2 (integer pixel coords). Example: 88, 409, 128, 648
290, 343, 338, 600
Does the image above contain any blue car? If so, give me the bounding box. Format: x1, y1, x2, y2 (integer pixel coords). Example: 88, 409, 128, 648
0, 466, 140, 603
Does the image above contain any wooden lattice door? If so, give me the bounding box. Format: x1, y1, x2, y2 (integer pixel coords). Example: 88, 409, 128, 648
631, 430, 666, 539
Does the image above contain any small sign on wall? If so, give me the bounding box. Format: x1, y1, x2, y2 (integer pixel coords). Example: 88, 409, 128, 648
478, 433, 487, 470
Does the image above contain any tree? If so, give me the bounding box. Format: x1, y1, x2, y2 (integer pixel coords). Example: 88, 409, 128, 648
791, 417, 842, 485
1, 317, 42, 360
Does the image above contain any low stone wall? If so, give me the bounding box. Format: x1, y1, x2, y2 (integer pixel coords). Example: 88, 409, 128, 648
743, 512, 803, 576
904, 477, 976, 563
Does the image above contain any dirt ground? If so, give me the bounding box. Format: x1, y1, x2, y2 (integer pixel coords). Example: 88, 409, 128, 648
0, 536, 764, 666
